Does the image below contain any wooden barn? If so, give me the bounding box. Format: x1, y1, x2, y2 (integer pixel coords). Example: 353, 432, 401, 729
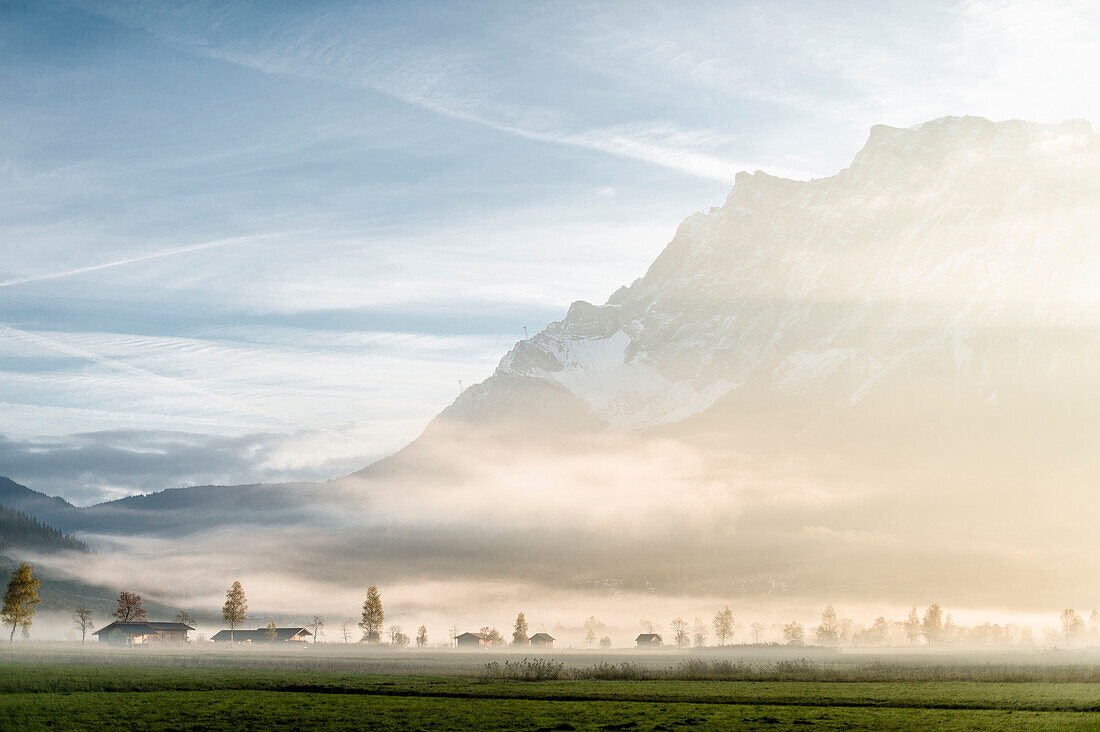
93, 621, 194, 645
210, 627, 313, 644
455, 631, 491, 649
635, 633, 663, 647
529, 632, 555, 648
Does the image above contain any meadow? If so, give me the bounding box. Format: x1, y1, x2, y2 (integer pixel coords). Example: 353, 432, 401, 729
4, 646, 1100, 730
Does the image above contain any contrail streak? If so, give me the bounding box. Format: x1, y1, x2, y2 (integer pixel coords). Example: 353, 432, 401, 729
0, 323, 362, 447
0, 232, 308, 289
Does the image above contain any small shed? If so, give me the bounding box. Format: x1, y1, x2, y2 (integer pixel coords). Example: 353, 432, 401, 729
529, 632, 555, 648
455, 632, 491, 649
635, 633, 663, 647
93, 621, 194, 645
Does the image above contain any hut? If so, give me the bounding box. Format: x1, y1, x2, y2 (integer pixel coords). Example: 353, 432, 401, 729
455, 631, 491, 649
529, 632, 555, 648
210, 627, 312, 644
93, 621, 194, 645
635, 633, 663, 647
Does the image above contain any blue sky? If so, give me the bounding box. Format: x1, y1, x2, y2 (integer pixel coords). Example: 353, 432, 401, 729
2, 0, 1099, 502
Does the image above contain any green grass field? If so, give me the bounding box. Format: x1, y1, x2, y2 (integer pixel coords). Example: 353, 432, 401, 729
5, 650, 1100, 730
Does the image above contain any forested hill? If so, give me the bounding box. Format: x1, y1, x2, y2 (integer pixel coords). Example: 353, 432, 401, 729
0, 504, 89, 554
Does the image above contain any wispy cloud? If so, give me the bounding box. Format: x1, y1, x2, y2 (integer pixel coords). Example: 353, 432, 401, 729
0, 232, 304, 289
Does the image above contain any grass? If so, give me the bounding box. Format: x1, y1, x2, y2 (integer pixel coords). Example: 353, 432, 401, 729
5, 650, 1100, 729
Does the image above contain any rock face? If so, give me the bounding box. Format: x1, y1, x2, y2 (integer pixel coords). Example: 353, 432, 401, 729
446, 116, 1100, 432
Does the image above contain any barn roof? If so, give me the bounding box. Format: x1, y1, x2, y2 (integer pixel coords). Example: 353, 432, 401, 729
529, 632, 555, 641
93, 621, 194, 636
635, 633, 662, 641
211, 627, 312, 641
455, 632, 489, 640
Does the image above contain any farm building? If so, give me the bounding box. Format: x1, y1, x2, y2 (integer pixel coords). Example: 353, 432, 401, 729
93, 621, 194, 645
455, 631, 492, 648
210, 627, 313, 643
635, 633, 662, 647
529, 632, 555, 647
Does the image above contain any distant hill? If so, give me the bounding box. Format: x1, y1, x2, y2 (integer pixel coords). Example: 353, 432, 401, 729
0, 504, 89, 554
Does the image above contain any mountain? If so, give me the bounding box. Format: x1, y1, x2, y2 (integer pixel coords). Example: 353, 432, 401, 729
443, 116, 1099, 435
5, 116, 1100, 614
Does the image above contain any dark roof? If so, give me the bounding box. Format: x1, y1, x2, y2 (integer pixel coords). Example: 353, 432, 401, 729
211, 627, 312, 642
635, 633, 662, 641
93, 621, 194, 636
455, 632, 489, 640
147, 622, 196, 631
529, 632, 555, 641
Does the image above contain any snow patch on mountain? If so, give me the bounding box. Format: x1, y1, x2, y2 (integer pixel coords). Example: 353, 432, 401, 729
461, 116, 1100, 431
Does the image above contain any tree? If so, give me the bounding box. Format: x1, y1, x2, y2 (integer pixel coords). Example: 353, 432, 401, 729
921, 603, 944, 646
904, 606, 921, 646
692, 617, 708, 648
449, 625, 460, 648
73, 605, 94, 643
480, 626, 505, 646
1061, 609, 1086, 645
359, 585, 384, 643
265, 619, 278, 642
222, 581, 248, 642
512, 612, 529, 645
2, 564, 41, 642
750, 622, 766, 644
782, 621, 805, 646
310, 615, 325, 643
599, 636, 612, 649
387, 625, 409, 646
671, 617, 689, 649
341, 619, 353, 644
815, 605, 840, 648
865, 616, 890, 646
584, 627, 597, 647
175, 610, 196, 627
712, 606, 734, 646
113, 591, 147, 622
416, 625, 428, 648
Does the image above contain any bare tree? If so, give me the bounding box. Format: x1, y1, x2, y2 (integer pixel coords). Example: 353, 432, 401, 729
73, 605, 94, 643
671, 617, 689, 649
479, 626, 505, 646
713, 606, 734, 646
310, 615, 325, 643
175, 610, 196, 627
815, 605, 840, 648
750, 622, 765, 644
692, 617, 708, 648
113, 591, 147, 622
449, 625, 460, 648
904, 607, 921, 646
416, 624, 428, 648
340, 619, 353, 644
1061, 609, 1085, 645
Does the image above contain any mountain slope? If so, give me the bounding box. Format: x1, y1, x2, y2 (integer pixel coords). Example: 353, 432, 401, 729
445, 116, 1099, 432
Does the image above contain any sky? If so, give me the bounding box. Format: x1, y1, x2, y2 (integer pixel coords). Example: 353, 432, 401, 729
3, 0, 1100, 504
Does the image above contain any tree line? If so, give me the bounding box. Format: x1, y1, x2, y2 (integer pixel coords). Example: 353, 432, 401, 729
3, 564, 1097, 649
